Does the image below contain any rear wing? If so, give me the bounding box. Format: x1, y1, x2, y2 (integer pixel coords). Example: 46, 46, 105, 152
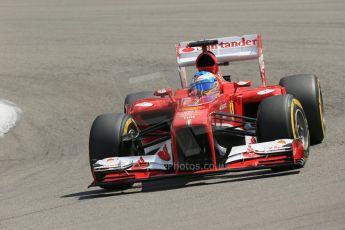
175, 34, 266, 87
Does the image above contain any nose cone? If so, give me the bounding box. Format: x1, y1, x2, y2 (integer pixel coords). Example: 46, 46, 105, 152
173, 106, 210, 128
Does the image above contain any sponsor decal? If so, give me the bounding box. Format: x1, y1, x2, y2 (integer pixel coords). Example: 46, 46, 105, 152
182, 47, 195, 52
219, 103, 226, 111
182, 106, 204, 111
184, 115, 195, 120
177, 110, 202, 119
132, 157, 150, 169
104, 158, 123, 168
180, 37, 257, 53
269, 145, 281, 150
135, 102, 153, 107
158, 145, 171, 161
277, 139, 286, 144
257, 89, 275, 95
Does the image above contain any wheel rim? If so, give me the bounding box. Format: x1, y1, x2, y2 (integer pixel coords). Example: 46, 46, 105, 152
120, 118, 139, 156
295, 109, 309, 150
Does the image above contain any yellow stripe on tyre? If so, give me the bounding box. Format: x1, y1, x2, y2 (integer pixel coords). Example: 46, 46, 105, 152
317, 79, 325, 135
122, 118, 135, 135
290, 98, 303, 139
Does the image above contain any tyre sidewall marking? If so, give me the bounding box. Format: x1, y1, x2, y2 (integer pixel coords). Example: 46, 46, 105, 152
120, 117, 138, 156
122, 117, 135, 135
291, 98, 303, 139
317, 79, 326, 135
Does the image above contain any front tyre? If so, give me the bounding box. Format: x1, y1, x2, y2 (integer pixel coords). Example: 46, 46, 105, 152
89, 113, 138, 190
257, 95, 310, 169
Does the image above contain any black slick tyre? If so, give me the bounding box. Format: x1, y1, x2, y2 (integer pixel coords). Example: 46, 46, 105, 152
89, 113, 138, 190
279, 74, 325, 144
257, 95, 310, 170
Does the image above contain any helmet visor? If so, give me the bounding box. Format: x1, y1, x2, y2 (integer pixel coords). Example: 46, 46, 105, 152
191, 81, 216, 92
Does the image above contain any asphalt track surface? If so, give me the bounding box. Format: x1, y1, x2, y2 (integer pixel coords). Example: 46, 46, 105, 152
1, 0, 345, 229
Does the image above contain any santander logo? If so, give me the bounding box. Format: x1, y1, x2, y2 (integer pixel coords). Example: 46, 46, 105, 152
181, 37, 257, 53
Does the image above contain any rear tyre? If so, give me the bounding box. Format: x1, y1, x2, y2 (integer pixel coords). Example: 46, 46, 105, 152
257, 95, 310, 170
124, 91, 155, 112
89, 113, 138, 190
279, 74, 325, 144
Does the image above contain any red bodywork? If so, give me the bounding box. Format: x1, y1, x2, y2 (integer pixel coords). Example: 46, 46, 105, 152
89, 34, 305, 187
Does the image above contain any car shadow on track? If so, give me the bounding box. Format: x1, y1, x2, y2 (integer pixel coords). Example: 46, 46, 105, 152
61, 169, 299, 200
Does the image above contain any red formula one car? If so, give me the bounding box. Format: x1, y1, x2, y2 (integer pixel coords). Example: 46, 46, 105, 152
88, 34, 325, 190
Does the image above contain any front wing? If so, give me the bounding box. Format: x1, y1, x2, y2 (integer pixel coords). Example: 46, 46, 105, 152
89, 139, 304, 188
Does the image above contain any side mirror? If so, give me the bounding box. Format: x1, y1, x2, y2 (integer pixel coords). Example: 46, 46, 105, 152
218, 62, 229, 66
234, 80, 251, 88
154, 88, 173, 97
154, 88, 175, 102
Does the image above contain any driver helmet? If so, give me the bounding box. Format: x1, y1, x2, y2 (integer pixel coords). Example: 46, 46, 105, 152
190, 71, 219, 95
